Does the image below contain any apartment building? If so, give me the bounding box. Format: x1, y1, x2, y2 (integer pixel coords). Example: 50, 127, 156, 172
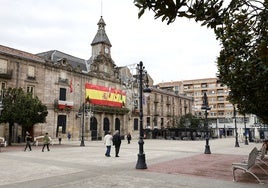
158, 78, 260, 140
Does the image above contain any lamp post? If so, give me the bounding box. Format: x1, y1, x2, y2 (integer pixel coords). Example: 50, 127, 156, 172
244, 114, 249, 145
201, 92, 211, 154
80, 103, 85, 147
233, 105, 240, 147
136, 61, 151, 169
184, 103, 187, 137
0, 90, 3, 115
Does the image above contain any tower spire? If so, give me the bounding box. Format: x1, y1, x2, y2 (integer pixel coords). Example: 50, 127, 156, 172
91, 16, 111, 47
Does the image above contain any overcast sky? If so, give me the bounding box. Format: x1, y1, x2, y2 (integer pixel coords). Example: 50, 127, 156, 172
0, 0, 221, 84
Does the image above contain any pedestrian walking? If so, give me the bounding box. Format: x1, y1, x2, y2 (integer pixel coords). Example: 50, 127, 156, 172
113, 130, 121, 157
42, 133, 50, 152
127, 133, 131, 144
67, 132, 71, 141
24, 131, 32, 151
104, 131, 113, 157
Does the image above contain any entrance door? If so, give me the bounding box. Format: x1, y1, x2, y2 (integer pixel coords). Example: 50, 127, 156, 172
57, 115, 66, 137
115, 118, 120, 132
90, 117, 98, 140
103, 117, 110, 135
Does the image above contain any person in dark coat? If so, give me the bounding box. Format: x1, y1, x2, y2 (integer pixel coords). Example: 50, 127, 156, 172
24, 131, 32, 151
127, 133, 131, 144
113, 130, 121, 157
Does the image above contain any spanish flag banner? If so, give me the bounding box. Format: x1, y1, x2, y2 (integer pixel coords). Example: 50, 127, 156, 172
85, 83, 126, 108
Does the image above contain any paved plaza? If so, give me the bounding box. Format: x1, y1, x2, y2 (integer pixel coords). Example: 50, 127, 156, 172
0, 138, 267, 188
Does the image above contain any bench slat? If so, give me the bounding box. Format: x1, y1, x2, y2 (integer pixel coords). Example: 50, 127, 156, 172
232, 147, 264, 184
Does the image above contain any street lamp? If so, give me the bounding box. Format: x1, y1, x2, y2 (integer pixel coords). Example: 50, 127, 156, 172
233, 105, 240, 147
78, 101, 90, 147
80, 103, 85, 146
0, 90, 4, 115
136, 61, 151, 169
241, 96, 249, 145
201, 92, 211, 154
244, 114, 249, 145
184, 102, 187, 137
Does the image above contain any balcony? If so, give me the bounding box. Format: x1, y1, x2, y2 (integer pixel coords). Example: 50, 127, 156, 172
0, 69, 12, 79
58, 100, 74, 109
54, 99, 74, 113
27, 75, 36, 81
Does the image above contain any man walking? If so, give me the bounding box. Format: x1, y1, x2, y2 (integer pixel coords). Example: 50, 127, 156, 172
42, 133, 50, 152
113, 130, 121, 157
24, 131, 32, 151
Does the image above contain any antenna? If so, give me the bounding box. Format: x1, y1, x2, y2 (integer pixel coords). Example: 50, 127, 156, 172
101, 0, 103, 16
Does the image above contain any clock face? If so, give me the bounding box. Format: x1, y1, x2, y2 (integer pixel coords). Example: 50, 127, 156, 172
105, 47, 109, 53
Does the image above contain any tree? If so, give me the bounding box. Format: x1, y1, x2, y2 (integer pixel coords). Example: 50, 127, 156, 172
134, 0, 268, 123
0, 88, 48, 145
177, 113, 201, 129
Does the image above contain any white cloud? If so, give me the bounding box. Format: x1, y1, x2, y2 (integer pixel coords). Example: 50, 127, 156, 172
0, 0, 221, 84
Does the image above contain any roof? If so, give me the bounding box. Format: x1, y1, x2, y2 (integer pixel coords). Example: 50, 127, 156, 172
36, 50, 87, 72
150, 87, 193, 100
91, 16, 111, 46
0, 45, 45, 63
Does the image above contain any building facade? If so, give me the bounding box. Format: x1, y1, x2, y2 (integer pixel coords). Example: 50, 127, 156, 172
0, 17, 193, 142
158, 78, 261, 140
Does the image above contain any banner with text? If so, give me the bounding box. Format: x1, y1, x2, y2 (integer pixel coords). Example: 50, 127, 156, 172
85, 83, 126, 107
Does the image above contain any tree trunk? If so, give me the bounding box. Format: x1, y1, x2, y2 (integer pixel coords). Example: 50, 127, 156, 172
8, 122, 13, 146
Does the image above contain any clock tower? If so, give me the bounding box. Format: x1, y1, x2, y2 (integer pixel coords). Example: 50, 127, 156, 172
91, 16, 112, 59
88, 16, 118, 80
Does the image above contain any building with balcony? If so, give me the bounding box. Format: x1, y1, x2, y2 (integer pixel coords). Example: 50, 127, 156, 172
0, 16, 194, 142
0, 17, 129, 142
158, 78, 261, 140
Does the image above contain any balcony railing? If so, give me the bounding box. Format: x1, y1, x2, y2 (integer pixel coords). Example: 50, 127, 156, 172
58, 100, 74, 109
0, 70, 12, 79
54, 99, 74, 113
27, 75, 36, 80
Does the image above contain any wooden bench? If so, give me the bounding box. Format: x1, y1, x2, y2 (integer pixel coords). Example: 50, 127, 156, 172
33, 136, 53, 146
232, 147, 263, 184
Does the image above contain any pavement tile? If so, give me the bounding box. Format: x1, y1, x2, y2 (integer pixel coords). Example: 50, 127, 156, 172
147, 153, 268, 184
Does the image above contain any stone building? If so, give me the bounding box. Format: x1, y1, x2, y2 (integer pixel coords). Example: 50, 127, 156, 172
0, 17, 193, 142
158, 78, 261, 140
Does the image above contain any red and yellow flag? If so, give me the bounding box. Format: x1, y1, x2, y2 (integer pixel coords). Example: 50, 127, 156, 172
85, 83, 126, 107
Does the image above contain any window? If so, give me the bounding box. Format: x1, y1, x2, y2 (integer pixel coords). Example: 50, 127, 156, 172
0, 59, 7, 73
146, 117, 150, 127
201, 83, 207, 88
0, 82, 6, 100
57, 115, 66, 136
27, 85, 35, 95
59, 88, 66, 101
174, 86, 179, 92
134, 118, 138, 130
0, 82, 6, 91
28, 65, 35, 78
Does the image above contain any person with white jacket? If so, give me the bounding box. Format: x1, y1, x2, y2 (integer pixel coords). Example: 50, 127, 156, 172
104, 131, 113, 157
